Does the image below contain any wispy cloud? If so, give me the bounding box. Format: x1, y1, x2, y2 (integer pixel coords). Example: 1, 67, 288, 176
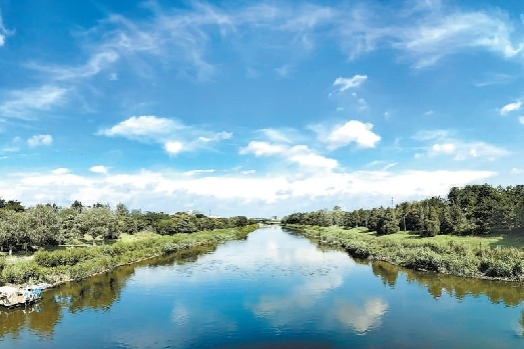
414, 129, 509, 161
333, 75, 367, 92
29, 51, 120, 81
337, 2, 524, 68
0, 13, 14, 47
0, 85, 68, 119
395, 11, 524, 68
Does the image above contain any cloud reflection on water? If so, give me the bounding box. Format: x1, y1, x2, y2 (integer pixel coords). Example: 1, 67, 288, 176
135, 227, 390, 341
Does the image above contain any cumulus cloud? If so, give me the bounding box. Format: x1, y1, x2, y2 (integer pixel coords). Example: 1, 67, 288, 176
51, 168, 70, 175
431, 143, 456, 154
500, 101, 521, 115
90, 165, 109, 174
323, 120, 381, 149
333, 75, 367, 92
99, 115, 231, 156
0, 168, 495, 217
241, 141, 338, 172
287, 145, 338, 171
165, 141, 184, 155
240, 141, 287, 156
27, 134, 53, 147
99, 115, 182, 139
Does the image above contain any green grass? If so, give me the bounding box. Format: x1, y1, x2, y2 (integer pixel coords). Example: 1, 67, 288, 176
286, 225, 524, 281
0, 224, 258, 286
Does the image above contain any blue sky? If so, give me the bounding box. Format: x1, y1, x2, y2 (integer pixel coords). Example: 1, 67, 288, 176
0, 0, 523, 217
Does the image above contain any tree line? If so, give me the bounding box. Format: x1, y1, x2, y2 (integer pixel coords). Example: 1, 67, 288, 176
0, 199, 252, 254
282, 184, 524, 236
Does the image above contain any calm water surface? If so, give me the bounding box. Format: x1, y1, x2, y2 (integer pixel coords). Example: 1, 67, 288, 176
1, 226, 524, 348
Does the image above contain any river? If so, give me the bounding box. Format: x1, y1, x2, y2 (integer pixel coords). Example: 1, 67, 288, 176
1, 226, 523, 348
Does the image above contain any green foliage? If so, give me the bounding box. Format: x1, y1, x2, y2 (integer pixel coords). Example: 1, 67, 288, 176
289, 225, 524, 281
0, 224, 258, 285
34, 248, 96, 267
283, 184, 524, 238
1, 260, 44, 284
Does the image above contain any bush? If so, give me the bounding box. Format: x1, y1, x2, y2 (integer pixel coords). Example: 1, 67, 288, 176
403, 249, 442, 272
1, 261, 44, 284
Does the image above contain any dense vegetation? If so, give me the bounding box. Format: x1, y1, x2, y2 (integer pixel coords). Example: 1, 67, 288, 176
282, 184, 524, 236
0, 225, 257, 285
288, 225, 524, 281
0, 199, 252, 254
282, 184, 524, 281
0, 198, 256, 286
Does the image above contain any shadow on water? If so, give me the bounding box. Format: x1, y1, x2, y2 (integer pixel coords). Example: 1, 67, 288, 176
370, 260, 524, 306
0, 244, 218, 339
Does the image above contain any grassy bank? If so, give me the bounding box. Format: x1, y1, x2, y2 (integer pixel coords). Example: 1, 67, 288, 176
286, 225, 524, 281
0, 224, 257, 286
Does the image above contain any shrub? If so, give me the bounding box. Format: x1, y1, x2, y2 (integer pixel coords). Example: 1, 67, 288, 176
403, 249, 442, 272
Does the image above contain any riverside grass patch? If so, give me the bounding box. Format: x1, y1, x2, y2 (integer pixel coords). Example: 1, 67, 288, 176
288, 225, 524, 281
0, 225, 257, 286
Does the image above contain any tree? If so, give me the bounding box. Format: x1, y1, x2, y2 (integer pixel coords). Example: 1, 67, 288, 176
58, 207, 83, 242
377, 208, 399, 235
421, 206, 440, 237
78, 207, 118, 244
71, 200, 84, 212
26, 204, 61, 247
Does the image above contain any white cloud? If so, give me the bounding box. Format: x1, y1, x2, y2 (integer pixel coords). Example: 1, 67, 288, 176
324, 120, 381, 149
0, 168, 495, 217
90, 165, 109, 174
287, 145, 338, 171
333, 75, 367, 92
454, 142, 509, 161
165, 141, 184, 155
197, 131, 232, 143
0, 14, 13, 47
394, 11, 524, 68
414, 129, 509, 161
337, 3, 524, 67
519, 116, 524, 125
0, 85, 68, 119
99, 115, 182, 139
240, 141, 338, 172
500, 101, 521, 115
240, 141, 287, 156
51, 168, 70, 175
27, 134, 53, 147
99, 115, 231, 156
431, 143, 455, 154
30, 51, 120, 81
510, 168, 523, 175
335, 298, 388, 334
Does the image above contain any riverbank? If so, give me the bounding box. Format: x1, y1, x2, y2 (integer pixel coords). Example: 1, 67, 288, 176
0, 224, 258, 288
286, 225, 524, 281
